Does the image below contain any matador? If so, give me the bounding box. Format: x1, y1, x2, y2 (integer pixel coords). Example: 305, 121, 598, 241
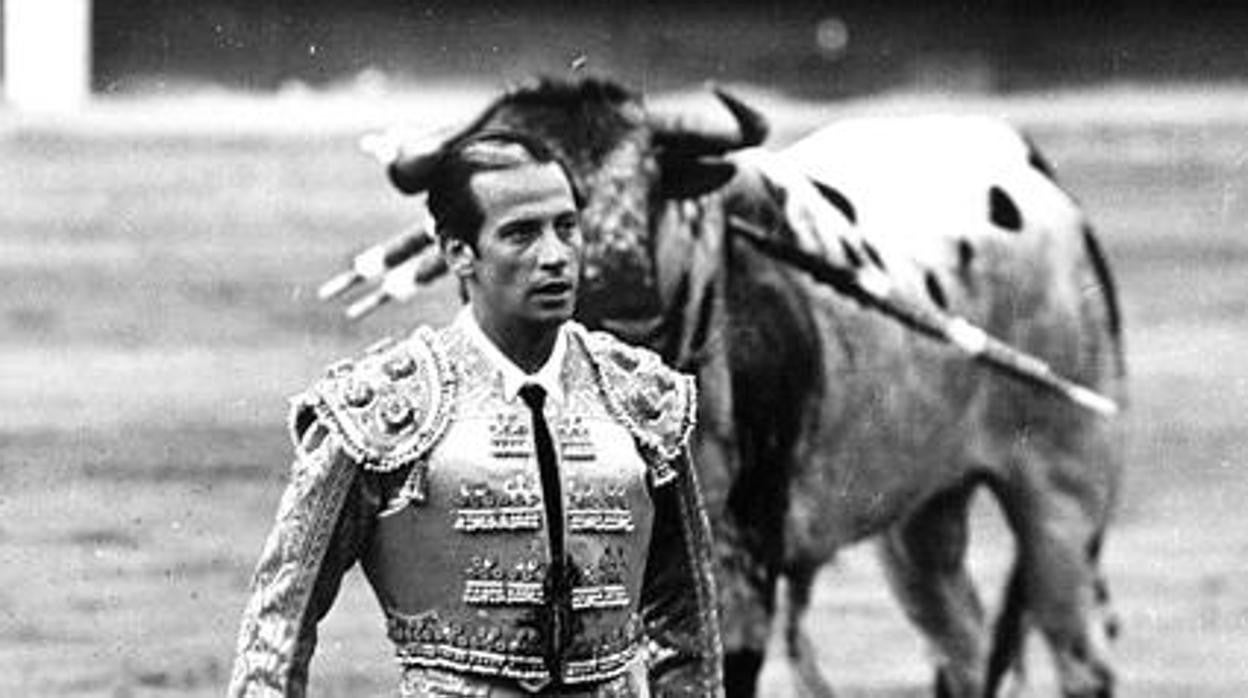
227, 130, 723, 697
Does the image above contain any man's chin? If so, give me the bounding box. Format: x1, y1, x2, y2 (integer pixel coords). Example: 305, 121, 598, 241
529, 294, 576, 318
530, 304, 576, 326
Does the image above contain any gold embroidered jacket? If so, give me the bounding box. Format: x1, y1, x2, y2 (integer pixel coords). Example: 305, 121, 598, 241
227, 321, 722, 697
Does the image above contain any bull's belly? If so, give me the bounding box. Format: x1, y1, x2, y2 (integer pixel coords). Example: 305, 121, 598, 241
784, 302, 1006, 547
802, 406, 985, 545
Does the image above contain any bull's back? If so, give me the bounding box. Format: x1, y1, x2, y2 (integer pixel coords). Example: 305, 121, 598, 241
762, 115, 1124, 550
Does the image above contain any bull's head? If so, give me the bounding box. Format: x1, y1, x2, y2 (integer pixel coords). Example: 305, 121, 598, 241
328, 78, 1119, 416
368, 77, 768, 330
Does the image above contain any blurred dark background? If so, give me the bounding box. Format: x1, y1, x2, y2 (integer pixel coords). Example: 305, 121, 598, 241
63, 0, 1248, 97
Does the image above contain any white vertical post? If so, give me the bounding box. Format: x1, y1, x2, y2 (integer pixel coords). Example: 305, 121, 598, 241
4, 0, 93, 111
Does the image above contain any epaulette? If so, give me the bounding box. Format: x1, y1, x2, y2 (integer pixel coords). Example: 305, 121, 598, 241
294, 327, 456, 472
570, 323, 697, 479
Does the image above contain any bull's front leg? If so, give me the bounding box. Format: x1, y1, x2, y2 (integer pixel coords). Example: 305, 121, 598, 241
705, 456, 778, 698
693, 355, 776, 698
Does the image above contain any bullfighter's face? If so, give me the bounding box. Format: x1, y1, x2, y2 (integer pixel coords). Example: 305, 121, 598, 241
451, 161, 583, 344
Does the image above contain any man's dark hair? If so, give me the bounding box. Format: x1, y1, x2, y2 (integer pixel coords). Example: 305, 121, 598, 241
426, 130, 583, 247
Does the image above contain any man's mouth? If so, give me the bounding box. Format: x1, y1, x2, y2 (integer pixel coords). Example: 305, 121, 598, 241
531, 280, 574, 297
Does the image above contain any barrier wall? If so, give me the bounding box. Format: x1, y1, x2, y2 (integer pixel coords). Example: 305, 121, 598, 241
59, 2, 1248, 98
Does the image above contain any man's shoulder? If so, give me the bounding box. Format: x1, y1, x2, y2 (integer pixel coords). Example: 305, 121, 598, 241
292, 326, 455, 471
570, 321, 659, 367
567, 322, 697, 464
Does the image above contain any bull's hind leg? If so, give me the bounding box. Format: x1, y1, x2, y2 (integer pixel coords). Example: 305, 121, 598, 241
995, 463, 1118, 698
877, 480, 988, 698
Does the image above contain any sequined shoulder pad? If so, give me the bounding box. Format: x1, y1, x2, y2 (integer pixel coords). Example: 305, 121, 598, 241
300, 327, 455, 472
570, 323, 697, 471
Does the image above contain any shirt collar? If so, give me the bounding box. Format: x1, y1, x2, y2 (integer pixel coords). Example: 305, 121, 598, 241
454, 307, 567, 406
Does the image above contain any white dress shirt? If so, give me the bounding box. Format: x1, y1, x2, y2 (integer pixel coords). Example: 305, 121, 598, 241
453, 307, 568, 411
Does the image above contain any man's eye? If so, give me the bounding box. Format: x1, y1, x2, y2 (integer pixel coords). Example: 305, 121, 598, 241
501, 223, 539, 241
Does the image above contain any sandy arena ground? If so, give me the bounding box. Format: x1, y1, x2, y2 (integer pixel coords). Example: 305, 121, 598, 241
2, 84, 1247, 696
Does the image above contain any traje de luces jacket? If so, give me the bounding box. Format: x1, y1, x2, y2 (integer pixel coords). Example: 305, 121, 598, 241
227, 320, 723, 697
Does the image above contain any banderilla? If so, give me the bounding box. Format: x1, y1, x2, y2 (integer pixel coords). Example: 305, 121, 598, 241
727, 214, 1120, 417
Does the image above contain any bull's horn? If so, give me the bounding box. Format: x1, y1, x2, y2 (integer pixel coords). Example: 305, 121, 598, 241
712, 87, 769, 147
382, 117, 494, 194
649, 86, 769, 156
388, 135, 447, 195
363, 124, 467, 194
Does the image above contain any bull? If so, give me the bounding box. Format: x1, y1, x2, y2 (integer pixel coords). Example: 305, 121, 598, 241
323, 78, 1125, 698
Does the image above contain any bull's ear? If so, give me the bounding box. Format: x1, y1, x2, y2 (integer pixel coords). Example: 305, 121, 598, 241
659, 158, 738, 200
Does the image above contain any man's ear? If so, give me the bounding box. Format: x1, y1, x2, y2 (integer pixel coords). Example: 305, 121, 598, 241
443, 238, 476, 278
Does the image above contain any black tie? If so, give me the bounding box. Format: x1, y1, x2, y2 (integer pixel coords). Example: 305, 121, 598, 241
517, 383, 573, 682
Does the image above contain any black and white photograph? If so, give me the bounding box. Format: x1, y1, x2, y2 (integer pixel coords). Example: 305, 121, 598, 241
2, 1, 1245, 696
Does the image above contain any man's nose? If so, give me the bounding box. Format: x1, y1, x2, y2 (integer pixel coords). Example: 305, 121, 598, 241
535, 227, 572, 267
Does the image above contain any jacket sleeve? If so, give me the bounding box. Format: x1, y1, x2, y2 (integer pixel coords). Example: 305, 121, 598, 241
641, 446, 725, 698
227, 414, 374, 698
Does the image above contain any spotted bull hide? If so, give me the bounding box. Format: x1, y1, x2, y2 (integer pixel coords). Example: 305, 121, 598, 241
356, 79, 1126, 698
709, 118, 1126, 698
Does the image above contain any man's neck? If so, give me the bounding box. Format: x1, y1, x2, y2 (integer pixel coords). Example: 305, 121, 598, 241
473, 313, 562, 375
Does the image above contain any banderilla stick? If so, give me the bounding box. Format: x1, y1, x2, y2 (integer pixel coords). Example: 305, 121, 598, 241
728, 215, 1120, 417
345, 252, 449, 320
318, 222, 436, 302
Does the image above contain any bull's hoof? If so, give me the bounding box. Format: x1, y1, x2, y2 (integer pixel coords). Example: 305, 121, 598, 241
1063, 681, 1113, 698
1061, 657, 1115, 698
931, 667, 983, 698
1064, 690, 1112, 698
724, 649, 766, 698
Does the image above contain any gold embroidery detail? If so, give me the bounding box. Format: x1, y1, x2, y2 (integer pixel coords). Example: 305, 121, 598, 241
488, 412, 531, 459
567, 479, 634, 533
311, 326, 455, 474
452, 476, 543, 532
462, 555, 546, 606
556, 415, 597, 462
388, 611, 641, 686
571, 546, 631, 610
